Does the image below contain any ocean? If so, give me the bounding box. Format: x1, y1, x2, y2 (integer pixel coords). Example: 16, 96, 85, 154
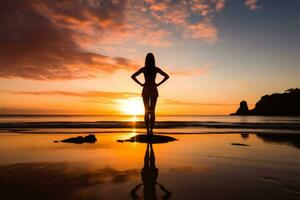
1, 115, 300, 134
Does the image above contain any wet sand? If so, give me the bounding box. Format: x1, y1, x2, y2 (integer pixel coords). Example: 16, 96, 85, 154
0, 131, 300, 200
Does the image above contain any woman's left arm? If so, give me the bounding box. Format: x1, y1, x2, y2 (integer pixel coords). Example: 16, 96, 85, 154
156, 67, 169, 87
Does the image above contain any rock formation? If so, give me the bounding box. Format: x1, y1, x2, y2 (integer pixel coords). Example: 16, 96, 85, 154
60, 134, 97, 144
234, 100, 250, 115
232, 88, 300, 116
117, 134, 177, 144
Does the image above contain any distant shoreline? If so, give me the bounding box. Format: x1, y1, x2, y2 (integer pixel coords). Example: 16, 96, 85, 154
0, 114, 232, 116
1, 114, 300, 117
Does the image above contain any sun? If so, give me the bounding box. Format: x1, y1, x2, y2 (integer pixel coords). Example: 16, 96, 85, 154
119, 98, 144, 115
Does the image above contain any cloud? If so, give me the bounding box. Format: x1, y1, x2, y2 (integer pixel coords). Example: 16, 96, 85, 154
145, 0, 221, 43
2, 90, 139, 99
32, 0, 131, 47
183, 19, 218, 43
170, 64, 212, 77
0, 0, 262, 80
170, 68, 207, 76
215, 0, 226, 12
150, 2, 168, 12
239, 81, 252, 87
0, 0, 137, 80
163, 99, 237, 106
244, 0, 261, 10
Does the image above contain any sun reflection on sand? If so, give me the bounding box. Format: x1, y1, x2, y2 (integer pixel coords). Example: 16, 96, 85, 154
132, 115, 138, 122
130, 128, 138, 146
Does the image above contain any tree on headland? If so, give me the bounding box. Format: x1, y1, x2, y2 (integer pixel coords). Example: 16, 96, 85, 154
286, 88, 300, 93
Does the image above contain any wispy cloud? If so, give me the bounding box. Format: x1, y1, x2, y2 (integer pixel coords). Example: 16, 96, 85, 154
215, 0, 226, 12
239, 81, 252, 87
163, 99, 237, 106
183, 18, 218, 44
170, 64, 212, 77
244, 0, 261, 10
3, 90, 139, 99
144, 0, 221, 43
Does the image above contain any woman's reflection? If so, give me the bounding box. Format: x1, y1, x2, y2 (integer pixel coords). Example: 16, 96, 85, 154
130, 143, 171, 200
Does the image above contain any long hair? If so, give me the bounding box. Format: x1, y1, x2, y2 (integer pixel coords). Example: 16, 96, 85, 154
145, 53, 156, 75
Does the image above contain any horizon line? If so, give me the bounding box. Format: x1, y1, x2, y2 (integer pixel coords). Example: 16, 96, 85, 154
0, 114, 232, 117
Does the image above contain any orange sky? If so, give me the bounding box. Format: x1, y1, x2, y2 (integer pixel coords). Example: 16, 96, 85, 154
0, 0, 299, 115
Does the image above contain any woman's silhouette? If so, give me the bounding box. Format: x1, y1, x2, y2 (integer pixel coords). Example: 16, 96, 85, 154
131, 53, 169, 135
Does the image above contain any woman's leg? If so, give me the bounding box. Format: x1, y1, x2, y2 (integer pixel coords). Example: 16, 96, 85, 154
149, 97, 157, 134
143, 97, 151, 134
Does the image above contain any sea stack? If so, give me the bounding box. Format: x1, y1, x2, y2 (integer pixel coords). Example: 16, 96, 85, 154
234, 100, 250, 115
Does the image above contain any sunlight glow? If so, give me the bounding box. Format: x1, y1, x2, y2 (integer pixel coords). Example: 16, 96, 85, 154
119, 98, 144, 115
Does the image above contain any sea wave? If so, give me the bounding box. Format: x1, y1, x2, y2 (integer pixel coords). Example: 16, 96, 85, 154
0, 121, 300, 131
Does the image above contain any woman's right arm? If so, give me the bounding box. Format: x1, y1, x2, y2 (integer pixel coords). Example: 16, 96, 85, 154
131, 67, 144, 86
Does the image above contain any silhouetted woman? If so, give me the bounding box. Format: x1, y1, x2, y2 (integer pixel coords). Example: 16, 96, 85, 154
131, 53, 169, 135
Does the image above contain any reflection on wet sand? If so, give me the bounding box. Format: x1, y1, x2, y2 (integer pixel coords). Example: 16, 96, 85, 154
1, 132, 300, 199
240, 133, 300, 149
130, 143, 171, 200
256, 133, 300, 149
0, 162, 138, 200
